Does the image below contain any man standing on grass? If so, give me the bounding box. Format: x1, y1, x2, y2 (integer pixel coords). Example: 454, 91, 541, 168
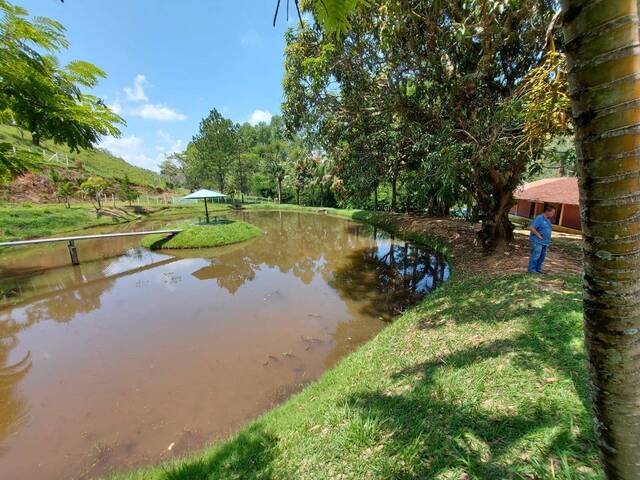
528, 205, 556, 274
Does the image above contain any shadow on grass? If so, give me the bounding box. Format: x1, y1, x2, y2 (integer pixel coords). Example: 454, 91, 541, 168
197, 219, 233, 226
158, 425, 276, 480
340, 275, 598, 478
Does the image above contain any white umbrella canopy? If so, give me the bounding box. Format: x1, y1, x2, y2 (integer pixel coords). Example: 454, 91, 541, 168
182, 189, 226, 200
181, 189, 227, 223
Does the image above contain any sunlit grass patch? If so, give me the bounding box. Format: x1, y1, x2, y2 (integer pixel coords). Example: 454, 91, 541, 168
0, 203, 121, 241
140, 219, 262, 250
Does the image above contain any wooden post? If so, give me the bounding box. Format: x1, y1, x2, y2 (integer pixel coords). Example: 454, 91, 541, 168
204, 198, 210, 223
68, 240, 79, 266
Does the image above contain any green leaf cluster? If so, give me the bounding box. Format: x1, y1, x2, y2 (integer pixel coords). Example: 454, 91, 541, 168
0, 0, 124, 181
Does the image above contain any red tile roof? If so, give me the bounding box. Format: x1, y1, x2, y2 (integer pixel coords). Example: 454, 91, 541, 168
514, 177, 579, 205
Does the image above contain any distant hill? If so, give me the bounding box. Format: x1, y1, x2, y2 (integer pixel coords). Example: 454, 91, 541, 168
0, 124, 165, 188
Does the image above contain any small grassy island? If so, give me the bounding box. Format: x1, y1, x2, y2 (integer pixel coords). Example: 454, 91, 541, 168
140, 219, 261, 250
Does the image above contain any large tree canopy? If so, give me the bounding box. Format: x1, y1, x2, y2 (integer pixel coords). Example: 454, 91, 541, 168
283, 0, 559, 248
0, 0, 123, 181
180, 109, 317, 203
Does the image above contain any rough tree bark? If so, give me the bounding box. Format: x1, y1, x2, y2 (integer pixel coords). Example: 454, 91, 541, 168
477, 185, 517, 250
561, 1, 640, 477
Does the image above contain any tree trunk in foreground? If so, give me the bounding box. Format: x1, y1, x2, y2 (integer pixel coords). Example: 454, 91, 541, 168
561, 2, 640, 477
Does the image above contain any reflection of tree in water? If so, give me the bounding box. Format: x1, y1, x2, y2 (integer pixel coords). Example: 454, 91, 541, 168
192, 254, 260, 294
192, 212, 353, 292
22, 274, 115, 325
330, 233, 449, 321
0, 263, 120, 446
0, 319, 32, 447
191, 212, 448, 323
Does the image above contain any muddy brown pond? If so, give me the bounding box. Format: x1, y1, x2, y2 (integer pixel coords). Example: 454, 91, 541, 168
0, 210, 448, 479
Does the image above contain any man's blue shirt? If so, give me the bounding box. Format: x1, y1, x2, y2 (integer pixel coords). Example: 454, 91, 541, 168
530, 214, 552, 246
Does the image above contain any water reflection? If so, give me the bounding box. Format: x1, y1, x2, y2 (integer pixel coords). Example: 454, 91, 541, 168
191, 213, 448, 318
0, 336, 31, 448
0, 211, 448, 479
331, 230, 449, 320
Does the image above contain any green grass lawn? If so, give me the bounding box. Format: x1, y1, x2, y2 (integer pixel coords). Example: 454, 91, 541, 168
140, 219, 262, 249
0, 203, 124, 241
116, 274, 601, 480
0, 202, 230, 242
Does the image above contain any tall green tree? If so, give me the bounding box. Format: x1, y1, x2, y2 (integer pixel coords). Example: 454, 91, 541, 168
0, 0, 124, 151
258, 140, 288, 203
287, 144, 313, 206
118, 174, 139, 206
159, 154, 186, 189
187, 109, 239, 193
80, 176, 107, 210
230, 152, 257, 202
284, 0, 555, 248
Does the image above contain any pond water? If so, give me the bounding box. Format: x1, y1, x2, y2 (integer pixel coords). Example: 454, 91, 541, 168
0, 210, 448, 479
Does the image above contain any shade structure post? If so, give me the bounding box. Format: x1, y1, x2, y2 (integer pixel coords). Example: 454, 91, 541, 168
68, 240, 79, 266
181, 189, 226, 223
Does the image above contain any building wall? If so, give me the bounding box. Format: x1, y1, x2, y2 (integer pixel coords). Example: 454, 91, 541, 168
560, 204, 581, 230
512, 200, 532, 217
510, 200, 582, 232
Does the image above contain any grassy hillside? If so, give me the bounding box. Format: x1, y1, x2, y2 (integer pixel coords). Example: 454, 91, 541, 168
0, 124, 164, 188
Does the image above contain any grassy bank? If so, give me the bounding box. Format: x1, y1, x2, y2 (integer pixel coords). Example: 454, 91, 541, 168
118, 274, 600, 479
140, 220, 261, 250
0, 203, 230, 242
0, 204, 122, 241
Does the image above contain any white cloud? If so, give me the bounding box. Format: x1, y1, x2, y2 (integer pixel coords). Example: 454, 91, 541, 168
155, 129, 183, 157
100, 132, 185, 172
240, 29, 262, 46
99, 135, 157, 171
124, 74, 149, 102
248, 109, 272, 126
100, 135, 143, 152
107, 102, 122, 115
132, 103, 187, 121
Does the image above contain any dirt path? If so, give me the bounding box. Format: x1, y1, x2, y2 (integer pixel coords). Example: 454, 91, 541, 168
388, 215, 582, 279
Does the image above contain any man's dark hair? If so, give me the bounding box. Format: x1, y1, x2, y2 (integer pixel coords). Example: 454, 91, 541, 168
544, 205, 557, 212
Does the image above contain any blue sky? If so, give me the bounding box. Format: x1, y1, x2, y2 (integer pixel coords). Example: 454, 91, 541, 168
26, 0, 295, 171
